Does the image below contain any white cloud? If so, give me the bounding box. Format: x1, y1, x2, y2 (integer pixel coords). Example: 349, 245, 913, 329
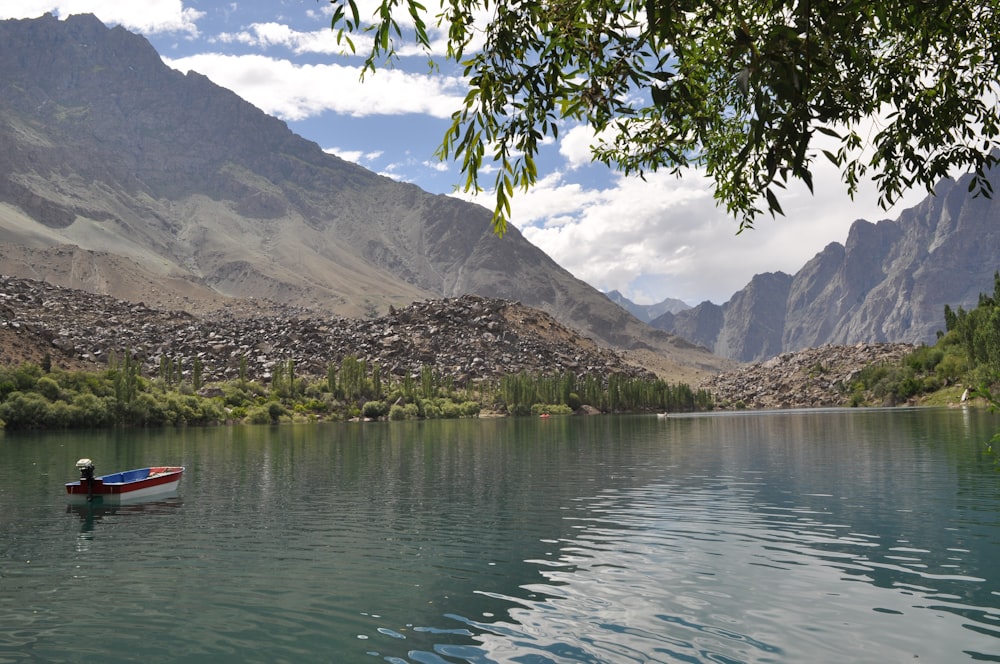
460, 134, 928, 306
163, 52, 467, 120
450, 107, 926, 304
0, 0, 204, 36
217, 22, 345, 54
558, 124, 615, 169
324, 147, 384, 165
217, 0, 491, 59
422, 160, 451, 172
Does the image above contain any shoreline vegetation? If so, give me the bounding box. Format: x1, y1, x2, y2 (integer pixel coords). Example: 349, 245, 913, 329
0, 356, 713, 430
2, 274, 999, 432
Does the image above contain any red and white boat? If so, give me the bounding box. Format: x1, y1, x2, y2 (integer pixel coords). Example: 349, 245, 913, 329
66, 458, 184, 504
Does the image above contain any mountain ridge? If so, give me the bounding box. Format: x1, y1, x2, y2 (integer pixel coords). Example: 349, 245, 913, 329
604, 290, 690, 323
650, 171, 1000, 362
0, 13, 732, 380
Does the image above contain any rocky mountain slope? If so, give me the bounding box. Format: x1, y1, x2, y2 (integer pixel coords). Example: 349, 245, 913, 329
652, 171, 1000, 363
0, 13, 728, 379
699, 343, 918, 409
0, 275, 651, 385
1, 275, 917, 410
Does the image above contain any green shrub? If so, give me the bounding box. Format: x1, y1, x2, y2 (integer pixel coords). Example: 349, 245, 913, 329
0, 392, 50, 429
132, 392, 168, 426
267, 401, 286, 423
242, 401, 285, 424
12, 364, 42, 391
508, 403, 532, 417
43, 400, 71, 428
531, 403, 573, 416
362, 400, 388, 419
302, 398, 329, 413
222, 384, 253, 407
245, 406, 274, 425
70, 393, 111, 428
905, 346, 944, 373
421, 400, 442, 418
35, 376, 62, 402
921, 375, 942, 393
935, 352, 967, 385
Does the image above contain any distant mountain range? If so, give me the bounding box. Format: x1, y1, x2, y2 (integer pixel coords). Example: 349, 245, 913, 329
0, 13, 728, 378
647, 174, 1000, 361
604, 290, 690, 323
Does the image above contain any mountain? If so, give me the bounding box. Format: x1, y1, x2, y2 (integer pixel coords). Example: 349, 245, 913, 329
651, 172, 1000, 362
604, 290, 690, 323
0, 13, 729, 379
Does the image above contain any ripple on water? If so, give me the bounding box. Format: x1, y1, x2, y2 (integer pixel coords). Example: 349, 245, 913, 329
3, 413, 1000, 663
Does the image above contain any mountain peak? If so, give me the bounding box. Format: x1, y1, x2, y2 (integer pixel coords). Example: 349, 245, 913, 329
605, 290, 691, 323
0, 14, 731, 380
652, 166, 1000, 361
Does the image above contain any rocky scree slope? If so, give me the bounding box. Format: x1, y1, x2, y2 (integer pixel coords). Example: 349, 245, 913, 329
0, 276, 651, 386
699, 343, 918, 409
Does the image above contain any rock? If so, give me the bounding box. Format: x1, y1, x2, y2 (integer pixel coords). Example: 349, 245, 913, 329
0, 276, 652, 387
699, 342, 918, 410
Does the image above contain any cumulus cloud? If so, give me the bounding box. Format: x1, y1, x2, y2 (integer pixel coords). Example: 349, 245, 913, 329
216, 0, 491, 59
324, 147, 384, 165
0, 0, 204, 36
216, 22, 345, 54
558, 124, 615, 169
163, 52, 467, 120
459, 127, 927, 306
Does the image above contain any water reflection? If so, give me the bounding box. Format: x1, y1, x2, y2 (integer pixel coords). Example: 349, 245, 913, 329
1, 410, 999, 663
429, 411, 1000, 663
67, 497, 185, 525
68, 498, 184, 553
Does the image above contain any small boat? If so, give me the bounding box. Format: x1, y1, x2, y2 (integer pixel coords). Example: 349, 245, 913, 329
66, 458, 184, 504
656, 412, 669, 419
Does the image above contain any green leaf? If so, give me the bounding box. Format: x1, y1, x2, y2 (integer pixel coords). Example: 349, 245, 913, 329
764, 188, 784, 217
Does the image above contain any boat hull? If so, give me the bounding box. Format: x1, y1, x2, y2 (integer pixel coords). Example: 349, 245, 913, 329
66, 466, 184, 505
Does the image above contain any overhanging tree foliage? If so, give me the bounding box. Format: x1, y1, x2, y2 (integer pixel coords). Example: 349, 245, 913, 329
330, 0, 1000, 234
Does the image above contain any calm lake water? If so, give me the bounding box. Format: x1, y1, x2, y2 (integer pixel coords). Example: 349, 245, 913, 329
1, 409, 999, 663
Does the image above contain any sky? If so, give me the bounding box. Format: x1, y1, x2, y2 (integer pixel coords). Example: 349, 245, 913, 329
1, 0, 930, 307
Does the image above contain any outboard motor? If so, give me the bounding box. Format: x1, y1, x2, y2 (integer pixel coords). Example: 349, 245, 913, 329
76, 459, 96, 501
76, 458, 95, 481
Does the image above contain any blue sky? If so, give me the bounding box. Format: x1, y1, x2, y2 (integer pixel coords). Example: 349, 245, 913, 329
2, 1, 928, 306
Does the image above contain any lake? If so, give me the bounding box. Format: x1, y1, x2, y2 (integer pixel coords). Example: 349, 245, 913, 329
1, 408, 999, 663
